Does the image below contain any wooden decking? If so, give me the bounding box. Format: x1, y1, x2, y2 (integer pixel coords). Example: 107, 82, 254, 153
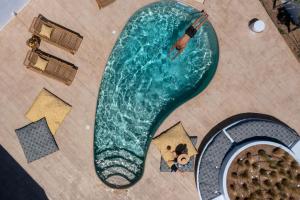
0, 0, 299, 199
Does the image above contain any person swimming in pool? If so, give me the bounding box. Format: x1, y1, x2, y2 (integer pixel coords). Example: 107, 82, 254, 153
169, 12, 209, 60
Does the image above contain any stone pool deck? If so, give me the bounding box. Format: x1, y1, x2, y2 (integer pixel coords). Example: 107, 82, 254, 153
0, 0, 300, 200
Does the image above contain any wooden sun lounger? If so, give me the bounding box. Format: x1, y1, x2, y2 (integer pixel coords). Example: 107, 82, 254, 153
96, 0, 115, 9
29, 14, 83, 54
24, 49, 78, 85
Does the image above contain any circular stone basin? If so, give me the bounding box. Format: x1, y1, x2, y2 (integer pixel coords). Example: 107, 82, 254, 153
195, 114, 300, 200
226, 144, 300, 200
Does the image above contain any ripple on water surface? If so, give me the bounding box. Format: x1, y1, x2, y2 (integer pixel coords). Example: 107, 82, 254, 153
94, 0, 219, 188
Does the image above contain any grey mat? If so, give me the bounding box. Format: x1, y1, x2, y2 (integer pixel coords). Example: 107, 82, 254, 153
160, 136, 197, 172
15, 118, 58, 163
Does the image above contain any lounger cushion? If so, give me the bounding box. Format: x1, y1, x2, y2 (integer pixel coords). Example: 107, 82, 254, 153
25, 88, 72, 135
15, 118, 59, 162
39, 24, 53, 39
34, 56, 48, 71
153, 122, 197, 167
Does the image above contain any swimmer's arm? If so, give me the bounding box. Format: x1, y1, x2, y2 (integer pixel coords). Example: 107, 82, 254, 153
171, 49, 183, 60
168, 44, 176, 56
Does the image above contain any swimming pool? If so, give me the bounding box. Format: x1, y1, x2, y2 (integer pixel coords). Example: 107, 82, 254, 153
94, 0, 219, 188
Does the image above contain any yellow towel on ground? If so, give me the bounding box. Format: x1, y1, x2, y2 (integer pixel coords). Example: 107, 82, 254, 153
152, 122, 197, 167
25, 88, 71, 135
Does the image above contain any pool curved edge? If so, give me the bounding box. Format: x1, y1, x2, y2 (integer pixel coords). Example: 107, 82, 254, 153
93, 0, 219, 189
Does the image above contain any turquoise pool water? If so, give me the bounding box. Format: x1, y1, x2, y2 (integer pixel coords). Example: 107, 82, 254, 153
94, 0, 219, 188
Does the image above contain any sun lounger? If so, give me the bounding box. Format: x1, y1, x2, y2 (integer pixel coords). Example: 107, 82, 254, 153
24, 49, 78, 85
96, 0, 115, 9
29, 14, 83, 54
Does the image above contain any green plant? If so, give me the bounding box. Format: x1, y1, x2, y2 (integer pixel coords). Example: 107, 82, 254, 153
227, 145, 300, 200
294, 0, 300, 4
278, 27, 286, 34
